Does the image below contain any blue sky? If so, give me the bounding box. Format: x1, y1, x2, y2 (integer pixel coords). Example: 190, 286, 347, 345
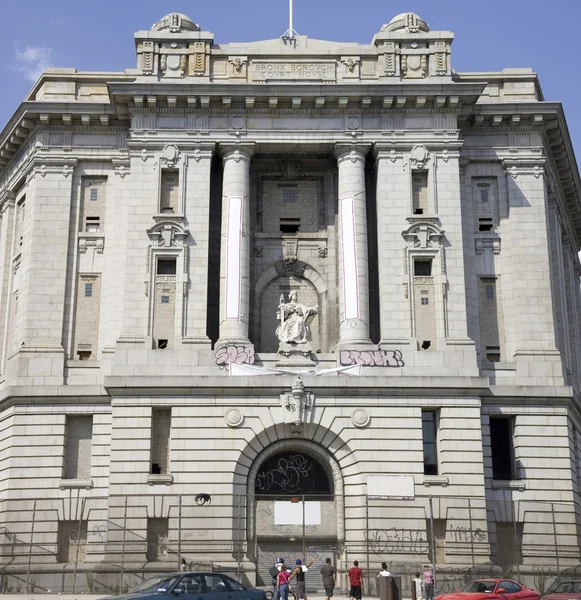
1, 0, 580, 161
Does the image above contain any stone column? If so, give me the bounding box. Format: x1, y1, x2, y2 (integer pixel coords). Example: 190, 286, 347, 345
336, 145, 372, 346
217, 145, 254, 347
0, 191, 15, 370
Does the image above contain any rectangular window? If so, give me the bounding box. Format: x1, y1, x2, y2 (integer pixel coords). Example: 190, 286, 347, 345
57, 520, 88, 563
490, 417, 516, 480
146, 518, 169, 562
84, 283, 93, 297
161, 295, 170, 304
150, 408, 171, 475
77, 350, 92, 361
421, 297, 429, 305
63, 415, 93, 480
160, 170, 179, 213
414, 259, 432, 276
426, 518, 446, 563
473, 177, 499, 232
422, 410, 438, 475
478, 277, 506, 363
85, 216, 100, 232
493, 522, 523, 568
89, 188, 98, 201
412, 172, 429, 215
74, 275, 100, 360
157, 258, 177, 275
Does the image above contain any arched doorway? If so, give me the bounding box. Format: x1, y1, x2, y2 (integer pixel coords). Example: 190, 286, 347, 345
248, 442, 343, 592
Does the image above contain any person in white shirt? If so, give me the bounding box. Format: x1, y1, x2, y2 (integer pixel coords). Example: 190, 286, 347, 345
378, 563, 391, 578
413, 573, 424, 600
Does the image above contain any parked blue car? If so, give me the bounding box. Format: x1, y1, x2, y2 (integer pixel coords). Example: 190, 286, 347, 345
100, 572, 266, 600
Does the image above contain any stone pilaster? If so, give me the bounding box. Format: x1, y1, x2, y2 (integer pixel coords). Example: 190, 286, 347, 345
183, 146, 213, 347
217, 145, 254, 347
0, 191, 15, 371
375, 148, 411, 348
501, 158, 564, 384
336, 145, 372, 347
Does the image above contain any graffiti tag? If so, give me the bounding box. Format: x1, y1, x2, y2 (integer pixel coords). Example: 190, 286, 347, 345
339, 349, 404, 367
215, 345, 255, 367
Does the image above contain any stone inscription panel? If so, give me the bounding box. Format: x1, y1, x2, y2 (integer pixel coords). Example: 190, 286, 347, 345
251, 61, 336, 81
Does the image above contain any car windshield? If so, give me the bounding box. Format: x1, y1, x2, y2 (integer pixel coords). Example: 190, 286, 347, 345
553, 583, 581, 594
461, 582, 497, 593
128, 576, 180, 594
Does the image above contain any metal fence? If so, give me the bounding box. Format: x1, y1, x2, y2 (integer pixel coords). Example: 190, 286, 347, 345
0, 493, 578, 595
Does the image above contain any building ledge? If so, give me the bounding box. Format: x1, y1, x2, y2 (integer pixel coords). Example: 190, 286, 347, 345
423, 475, 449, 487
148, 473, 173, 486
491, 479, 526, 491
59, 478, 92, 490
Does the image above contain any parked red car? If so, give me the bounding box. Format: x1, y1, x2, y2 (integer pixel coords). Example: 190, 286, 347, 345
437, 579, 540, 600
541, 580, 581, 600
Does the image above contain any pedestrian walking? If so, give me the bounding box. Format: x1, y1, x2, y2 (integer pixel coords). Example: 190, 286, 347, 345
348, 560, 364, 600
378, 563, 391, 578
413, 572, 424, 600
277, 560, 294, 600
269, 557, 285, 600
292, 558, 314, 600
320, 557, 336, 600
180, 558, 188, 572
423, 565, 435, 600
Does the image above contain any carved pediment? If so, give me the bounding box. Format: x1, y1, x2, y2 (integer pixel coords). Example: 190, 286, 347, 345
402, 218, 444, 248
147, 219, 189, 247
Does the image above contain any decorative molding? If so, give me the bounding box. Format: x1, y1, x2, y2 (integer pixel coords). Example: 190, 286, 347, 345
225, 408, 244, 428
475, 236, 501, 255
402, 218, 445, 248
351, 408, 370, 428
281, 376, 314, 436
409, 144, 430, 169
78, 234, 105, 254
161, 144, 180, 168
274, 258, 307, 278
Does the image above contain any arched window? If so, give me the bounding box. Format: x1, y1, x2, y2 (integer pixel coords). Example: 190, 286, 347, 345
254, 451, 332, 495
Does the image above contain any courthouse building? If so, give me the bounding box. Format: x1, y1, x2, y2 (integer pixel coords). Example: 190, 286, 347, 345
1, 9, 581, 593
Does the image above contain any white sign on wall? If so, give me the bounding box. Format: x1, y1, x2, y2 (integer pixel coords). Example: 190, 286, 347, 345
274, 501, 322, 525
339, 197, 360, 320
366, 475, 415, 499
225, 196, 243, 320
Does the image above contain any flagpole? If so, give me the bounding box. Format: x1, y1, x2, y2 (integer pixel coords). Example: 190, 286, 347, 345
282, 0, 298, 38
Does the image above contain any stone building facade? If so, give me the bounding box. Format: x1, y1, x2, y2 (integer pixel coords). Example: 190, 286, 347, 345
0, 9, 581, 593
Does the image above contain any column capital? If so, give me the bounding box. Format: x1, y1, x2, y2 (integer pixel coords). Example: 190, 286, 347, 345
0, 189, 16, 205
334, 143, 371, 165
219, 143, 255, 164
501, 157, 546, 179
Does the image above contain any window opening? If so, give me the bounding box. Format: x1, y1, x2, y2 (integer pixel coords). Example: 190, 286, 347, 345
490, 417, 515, 480
150, 408, 171, 475
486, 346, 501, 363
77, 351, 92, 361
414, 259, 432, 276
161, 295, 170, 304
421, 340, 431, 350
89, 188, 98, 201
84, 283, 93, 297
85, 217, 100, 232
422, 410, 438, 475
421, 297, 429, 305
157, 258, 177, 275
280, 218, 301, 234
160, 170, 179, 213
479, 218, 494, 232
157, 339, 168, 349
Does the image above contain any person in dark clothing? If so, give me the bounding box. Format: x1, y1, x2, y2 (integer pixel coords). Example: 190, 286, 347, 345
292, 558, 315, 600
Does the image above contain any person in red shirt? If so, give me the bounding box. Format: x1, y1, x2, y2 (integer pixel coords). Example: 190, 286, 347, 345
348, 560, 364, 600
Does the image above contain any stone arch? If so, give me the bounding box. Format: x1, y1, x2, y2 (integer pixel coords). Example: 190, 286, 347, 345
252, 262, 329, 353
245, 438, 345, 543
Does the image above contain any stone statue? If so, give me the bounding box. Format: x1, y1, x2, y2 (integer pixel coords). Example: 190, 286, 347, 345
275, 292, 318, 345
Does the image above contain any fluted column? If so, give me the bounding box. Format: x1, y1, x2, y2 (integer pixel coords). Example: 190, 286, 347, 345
217, 145, 254, 346
336, 145, 372, 346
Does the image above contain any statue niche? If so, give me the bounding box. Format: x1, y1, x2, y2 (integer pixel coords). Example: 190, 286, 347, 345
276, 291, 319, 364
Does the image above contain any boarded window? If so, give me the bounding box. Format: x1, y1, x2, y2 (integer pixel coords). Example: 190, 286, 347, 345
64, 415, 93, 479
412, 172, 429, 215
478, 277, 505, 363
160, 170, 179, 213
426, 518, 446, 563
74, 275, 100, 359
150, 408, 171, 475
57, 520, 88, 563
81, 177, 106, 232
473, 177, 499, 232
494, 522, 523, 568
146, 518, 169, 562
490, 417, 515, 480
